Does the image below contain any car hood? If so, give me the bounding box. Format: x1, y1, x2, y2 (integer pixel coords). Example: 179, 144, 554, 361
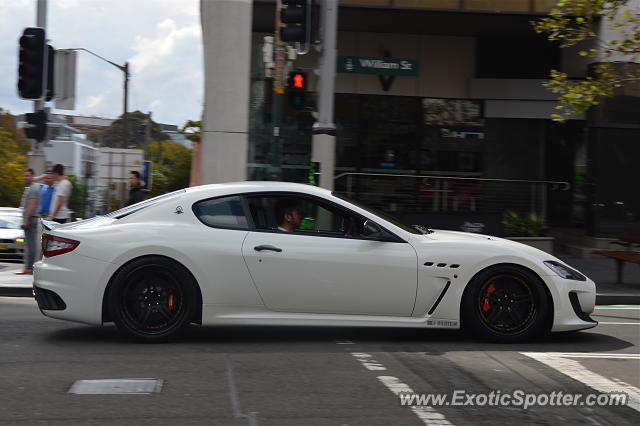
0, 228, 24, 239
412, 229, 554, 261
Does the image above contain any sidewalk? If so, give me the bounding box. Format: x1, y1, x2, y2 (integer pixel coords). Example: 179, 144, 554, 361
0, 262, 35, 297
1, 256, 638, 304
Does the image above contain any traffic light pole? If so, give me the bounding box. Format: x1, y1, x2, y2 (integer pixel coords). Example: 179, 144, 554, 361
311, 0, 337, 190
28, 0, 48, 175
270, 0, 286, 181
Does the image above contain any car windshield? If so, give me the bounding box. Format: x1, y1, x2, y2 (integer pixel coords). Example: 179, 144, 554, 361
0, 214, 22, 229
332, 192, 422, 235
105, 189, 186, 218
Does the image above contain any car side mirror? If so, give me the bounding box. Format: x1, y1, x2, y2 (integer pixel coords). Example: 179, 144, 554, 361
361, 220, 384, 239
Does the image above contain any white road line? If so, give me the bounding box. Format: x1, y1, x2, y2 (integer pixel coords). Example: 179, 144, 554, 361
378, 375, 453, 426
521, 352, 640, 413
595, 306, 640, 310
343, 348, 453, 425
597, 322, 640, 325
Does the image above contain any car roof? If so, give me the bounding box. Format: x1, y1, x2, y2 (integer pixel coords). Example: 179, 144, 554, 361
184, 181, 333, 197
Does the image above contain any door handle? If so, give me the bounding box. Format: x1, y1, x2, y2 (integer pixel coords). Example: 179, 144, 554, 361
254, 245, 282, 252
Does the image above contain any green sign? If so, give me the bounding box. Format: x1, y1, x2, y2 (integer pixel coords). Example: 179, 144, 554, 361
337, 56, 419, 76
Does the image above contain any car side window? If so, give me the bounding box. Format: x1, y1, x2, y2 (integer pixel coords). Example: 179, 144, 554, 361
247, 195, 350, 236
193, 196, 248, 229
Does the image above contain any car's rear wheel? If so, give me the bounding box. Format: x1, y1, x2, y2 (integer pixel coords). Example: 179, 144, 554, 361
108, 257, 197, 342
461, 265, 551, 343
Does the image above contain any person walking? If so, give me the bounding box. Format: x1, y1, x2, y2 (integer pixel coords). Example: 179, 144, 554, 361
37, 170, 55, 218
124, 170, 145, 207
16, 168, 41, 275
47, 164, 73, 224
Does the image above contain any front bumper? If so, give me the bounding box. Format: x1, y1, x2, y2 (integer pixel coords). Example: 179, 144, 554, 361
0, 241, 24, 258
543, 274, 598, 332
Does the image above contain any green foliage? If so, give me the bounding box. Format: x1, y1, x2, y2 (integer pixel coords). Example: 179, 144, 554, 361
146, 140, 192, 197
502, 211, 547, 237
67, 175, 86, 219
97, 111, 169, 147
0, 111, 28, 206
181, 120, 201, 144
532, 0, 640, 121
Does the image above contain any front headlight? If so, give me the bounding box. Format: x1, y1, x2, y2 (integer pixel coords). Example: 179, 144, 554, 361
15, 238, 25, 243
544, 261, 587, 281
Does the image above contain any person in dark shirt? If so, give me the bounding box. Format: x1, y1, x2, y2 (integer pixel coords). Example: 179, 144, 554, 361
125, 170, 145, 206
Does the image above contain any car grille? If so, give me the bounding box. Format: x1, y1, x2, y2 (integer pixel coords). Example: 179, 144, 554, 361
0, 239, 15, 243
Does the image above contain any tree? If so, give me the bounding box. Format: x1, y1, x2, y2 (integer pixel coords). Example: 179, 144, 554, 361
146, 140, 192, 196
533, 0, 640, 121
0, 111, 29, 206
181, 120, 201, 186
97, 111, 168, 147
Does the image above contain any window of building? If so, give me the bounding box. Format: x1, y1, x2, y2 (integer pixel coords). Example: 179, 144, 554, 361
193, 196, 248, 229
476, 37, 560, 79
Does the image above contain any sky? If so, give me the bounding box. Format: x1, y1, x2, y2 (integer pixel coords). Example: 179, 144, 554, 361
0, 0, 202, 127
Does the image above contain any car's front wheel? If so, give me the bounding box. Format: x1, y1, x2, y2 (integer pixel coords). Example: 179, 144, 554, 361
108, 256, 198, 342
461, 265, 551, 343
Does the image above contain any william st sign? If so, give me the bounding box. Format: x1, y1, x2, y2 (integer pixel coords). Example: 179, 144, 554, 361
337, 56, 419, 76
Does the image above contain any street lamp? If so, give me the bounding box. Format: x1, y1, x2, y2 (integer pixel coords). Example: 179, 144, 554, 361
68, 48, 129, 148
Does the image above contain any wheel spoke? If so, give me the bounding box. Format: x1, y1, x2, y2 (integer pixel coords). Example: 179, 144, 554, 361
158, 304, 175, 321
137, 306, 152, 327
486, 306, 503, 324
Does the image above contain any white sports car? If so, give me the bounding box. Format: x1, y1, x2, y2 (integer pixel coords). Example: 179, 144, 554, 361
33, 182, 597, 342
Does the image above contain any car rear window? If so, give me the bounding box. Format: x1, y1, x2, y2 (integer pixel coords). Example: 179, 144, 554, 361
192, 196, 248, 229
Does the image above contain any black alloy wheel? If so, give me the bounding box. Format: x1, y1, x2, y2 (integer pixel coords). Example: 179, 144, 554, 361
109, 256, 197, 342
461, 265, 551, 343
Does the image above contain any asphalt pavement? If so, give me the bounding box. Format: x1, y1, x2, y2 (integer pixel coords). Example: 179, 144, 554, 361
0, 297, 638, 425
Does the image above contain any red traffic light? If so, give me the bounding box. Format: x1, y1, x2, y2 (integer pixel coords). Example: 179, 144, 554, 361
288, 71, 306, 91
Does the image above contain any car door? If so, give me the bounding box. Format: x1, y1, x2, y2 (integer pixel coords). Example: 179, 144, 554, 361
241, 193, 418, 316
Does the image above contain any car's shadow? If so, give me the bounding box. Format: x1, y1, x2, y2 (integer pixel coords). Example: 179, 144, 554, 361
44, 324, 634, 354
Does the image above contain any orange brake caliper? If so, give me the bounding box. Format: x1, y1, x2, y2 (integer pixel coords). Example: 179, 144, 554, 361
168, 291, 177, 311
482, 283, 496, 312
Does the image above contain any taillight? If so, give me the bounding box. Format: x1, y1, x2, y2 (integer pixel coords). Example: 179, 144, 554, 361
42, 234, 80, 257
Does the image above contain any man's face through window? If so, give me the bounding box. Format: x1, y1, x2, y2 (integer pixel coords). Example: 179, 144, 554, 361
283, 207, 302, 231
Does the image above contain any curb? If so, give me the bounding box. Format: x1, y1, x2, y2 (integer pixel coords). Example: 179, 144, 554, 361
596, 294, 640, 306
0, 287, 33, 297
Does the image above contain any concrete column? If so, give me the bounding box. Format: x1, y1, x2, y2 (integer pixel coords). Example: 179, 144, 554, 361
199, 0, 252, 184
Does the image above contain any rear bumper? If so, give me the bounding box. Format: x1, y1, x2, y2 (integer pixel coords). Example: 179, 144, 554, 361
33, 252, 115, 326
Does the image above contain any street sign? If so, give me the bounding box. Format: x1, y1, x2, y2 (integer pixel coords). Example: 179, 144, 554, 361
54, 49, 77, 110
337, 56, 419, 76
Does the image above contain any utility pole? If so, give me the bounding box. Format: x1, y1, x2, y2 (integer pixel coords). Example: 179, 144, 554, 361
122, 62, 129, 148
270, 0, 286, 181
67, 48, 129, 148
27, 0, 48, 175
311, 0, 338, 190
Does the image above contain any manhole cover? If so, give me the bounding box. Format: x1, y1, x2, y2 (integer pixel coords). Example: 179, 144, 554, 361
68, 379, 163, 394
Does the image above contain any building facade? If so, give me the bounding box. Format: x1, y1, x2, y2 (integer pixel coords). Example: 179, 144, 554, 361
203, 0, 639, 237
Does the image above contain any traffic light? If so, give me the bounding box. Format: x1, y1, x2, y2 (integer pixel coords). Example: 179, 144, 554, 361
46, 45, 55, 101
17, 27, 46, 100
24, 110, 47, 142
287, 71, 307, 108
280, 0, 312, 44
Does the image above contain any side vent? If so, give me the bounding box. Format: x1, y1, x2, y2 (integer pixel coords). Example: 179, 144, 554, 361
427, 281, 451, 315
424, 262, 434, 266
437, 263, 447, 267
450, 264, 460, 269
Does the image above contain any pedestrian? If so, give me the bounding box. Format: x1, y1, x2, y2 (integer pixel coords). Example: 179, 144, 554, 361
47, 163, 73, 224
124, 170, 145, 206
16, 168, 41, 275
37, 170, 55, 218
